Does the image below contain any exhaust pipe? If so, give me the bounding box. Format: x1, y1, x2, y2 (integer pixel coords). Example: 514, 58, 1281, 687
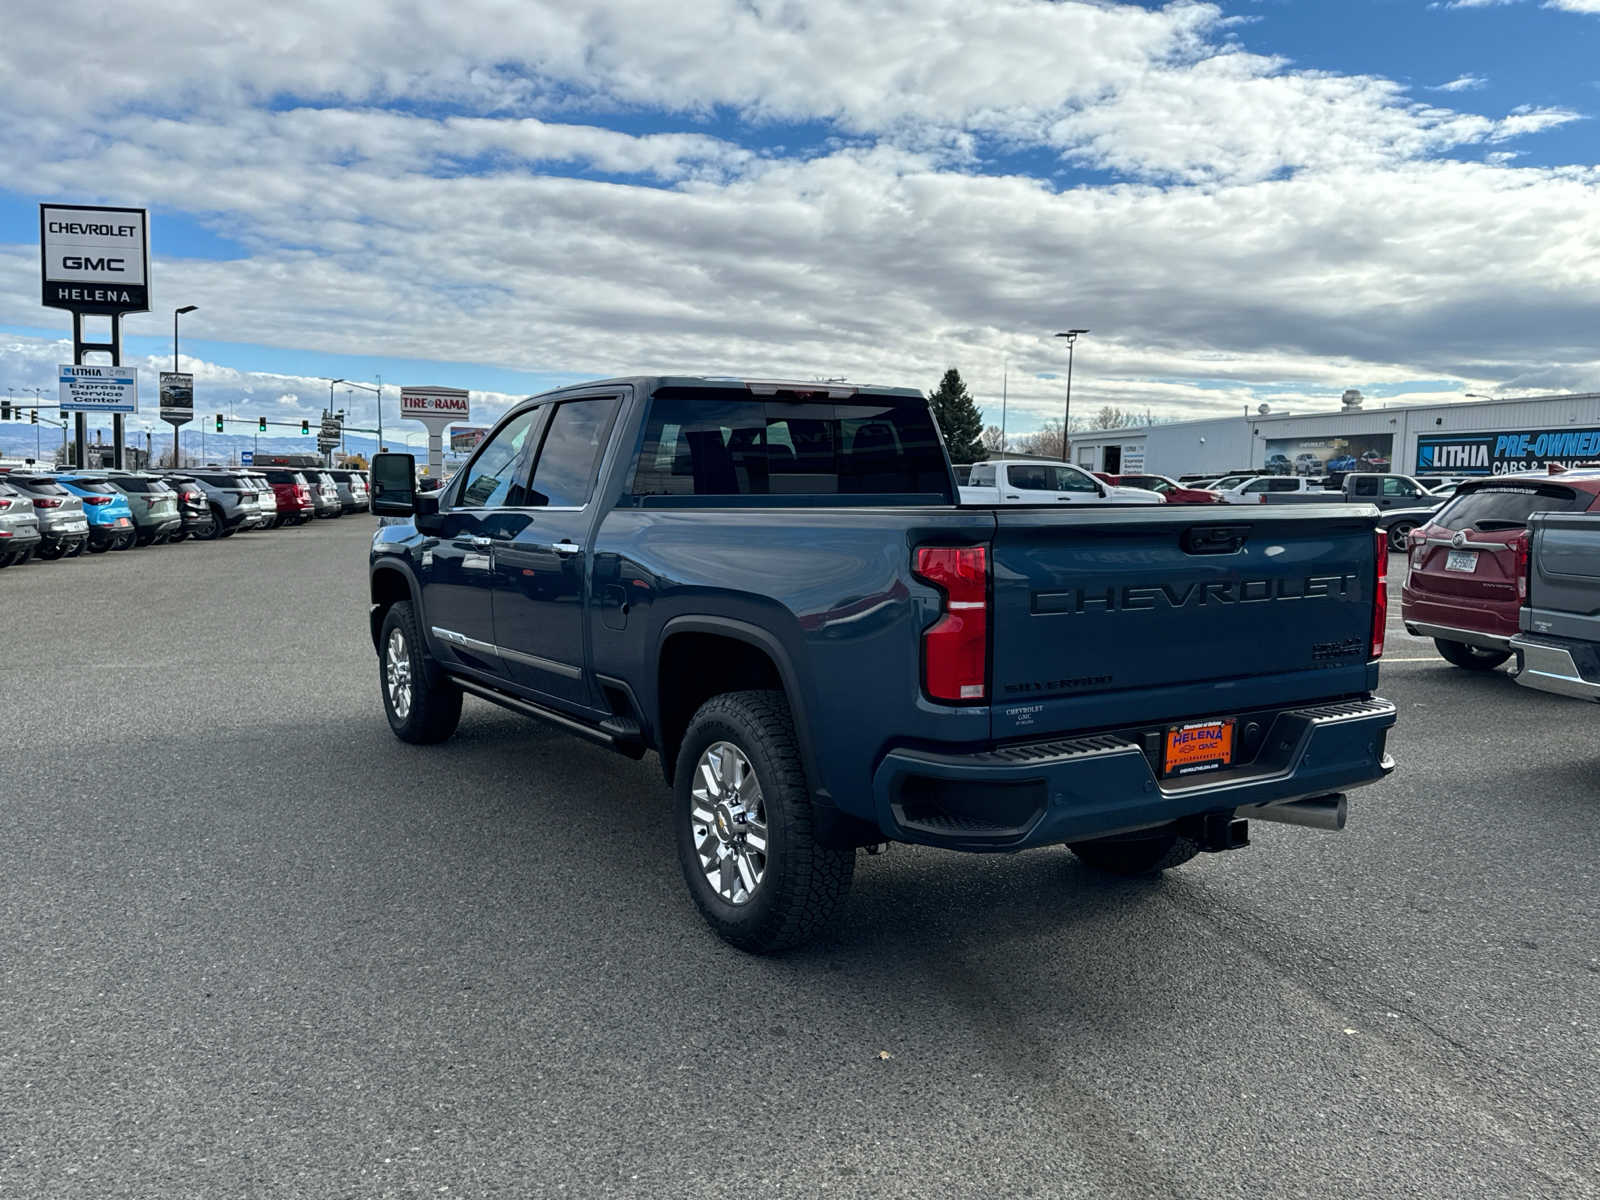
1241, 793, 1347, 831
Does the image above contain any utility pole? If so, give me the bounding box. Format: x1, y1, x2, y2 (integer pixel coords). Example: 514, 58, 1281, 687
1054, 329, 1089, 463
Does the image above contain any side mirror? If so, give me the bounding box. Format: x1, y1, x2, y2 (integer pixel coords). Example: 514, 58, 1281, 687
371, 453, 420, 516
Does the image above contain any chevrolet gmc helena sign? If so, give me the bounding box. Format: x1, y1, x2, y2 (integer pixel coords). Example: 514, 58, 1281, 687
401, 386, 471, 419
40, 204, 150, 314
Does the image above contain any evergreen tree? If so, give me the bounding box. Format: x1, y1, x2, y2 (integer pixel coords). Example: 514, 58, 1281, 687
927, 368, 984, 463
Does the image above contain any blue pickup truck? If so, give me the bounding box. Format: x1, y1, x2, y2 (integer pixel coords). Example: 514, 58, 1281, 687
368, 377, 1396, 952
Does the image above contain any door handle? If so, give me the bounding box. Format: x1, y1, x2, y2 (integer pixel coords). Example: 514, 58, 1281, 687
549, 541, 582, 556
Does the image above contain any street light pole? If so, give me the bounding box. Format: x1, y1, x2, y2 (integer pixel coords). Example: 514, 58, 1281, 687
173, 306, 198, 467
1054, 329, 1089, 463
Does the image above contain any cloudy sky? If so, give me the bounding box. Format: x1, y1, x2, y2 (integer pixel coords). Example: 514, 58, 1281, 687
3, 0, 1600, 446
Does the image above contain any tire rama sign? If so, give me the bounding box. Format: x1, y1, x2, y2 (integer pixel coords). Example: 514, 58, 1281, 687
40, 204, 150, 315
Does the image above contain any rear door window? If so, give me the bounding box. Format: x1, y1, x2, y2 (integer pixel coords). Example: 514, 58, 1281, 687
528, 397, 622, 508
967, 464, 995, 487
1434, 484, 1589, 531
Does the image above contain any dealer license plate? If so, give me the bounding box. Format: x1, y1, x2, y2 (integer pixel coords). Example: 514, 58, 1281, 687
1163, 719, 1235, 777
1445, 549, 1478, 573
114, 517, 131, 528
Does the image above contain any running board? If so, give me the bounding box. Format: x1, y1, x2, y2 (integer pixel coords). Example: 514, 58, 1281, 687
448, 675, 646, 757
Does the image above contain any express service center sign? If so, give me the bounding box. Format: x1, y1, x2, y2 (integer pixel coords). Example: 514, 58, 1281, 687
40, 204, 150, 315
60, 364, 139, 414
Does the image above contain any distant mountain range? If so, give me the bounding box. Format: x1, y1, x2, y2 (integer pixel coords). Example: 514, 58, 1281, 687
0, 422, 430, 467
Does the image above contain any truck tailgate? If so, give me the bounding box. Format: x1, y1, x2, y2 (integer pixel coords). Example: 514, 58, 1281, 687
989, 506, 1380, 740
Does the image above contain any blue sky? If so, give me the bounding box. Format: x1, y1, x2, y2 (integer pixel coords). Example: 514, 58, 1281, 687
3, 0, 1599, 443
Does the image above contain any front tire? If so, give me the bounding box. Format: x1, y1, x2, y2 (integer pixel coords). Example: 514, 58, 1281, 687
1069, 830, 1200, 875
1386, 521, 1417, 552
1435, 638, 1510, 671
378, 602, 462, 744
674, 690, 854, 954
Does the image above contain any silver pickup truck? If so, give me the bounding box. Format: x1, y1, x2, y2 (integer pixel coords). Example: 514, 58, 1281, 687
1510, 510, 1600, 701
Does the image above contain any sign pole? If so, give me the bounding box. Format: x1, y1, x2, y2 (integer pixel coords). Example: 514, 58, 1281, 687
71, 313, 88, 469
111, 314, 124, 470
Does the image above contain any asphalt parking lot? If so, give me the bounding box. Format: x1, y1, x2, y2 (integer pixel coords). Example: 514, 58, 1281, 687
3, 522, 1597, 1199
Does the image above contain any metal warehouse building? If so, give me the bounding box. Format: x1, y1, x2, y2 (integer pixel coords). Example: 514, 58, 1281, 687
1065, 391, 1600, 480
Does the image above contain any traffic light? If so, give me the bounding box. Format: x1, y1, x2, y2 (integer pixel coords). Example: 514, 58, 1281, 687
215, 413, 224, 432
258, 416, 267, 432
30, 409, 37, 424
0, 401, 9, 420
301, 419, 309, 435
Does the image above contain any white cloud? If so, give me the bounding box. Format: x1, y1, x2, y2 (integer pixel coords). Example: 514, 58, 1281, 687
1431, 74, 1489, 92
2, 0, 1599, 436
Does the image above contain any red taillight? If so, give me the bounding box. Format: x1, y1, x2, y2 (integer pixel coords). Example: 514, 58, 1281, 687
0, 498, 10, 510
1371, 528, 1388, 660
295, 486, 310, 503
82, 495, 112, 506
1515, 536, 1530, 601
33, 497, 62, 508
914, 545, 988, 702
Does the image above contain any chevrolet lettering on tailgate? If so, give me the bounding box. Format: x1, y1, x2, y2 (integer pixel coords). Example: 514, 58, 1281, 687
1037, 573, 1358, 616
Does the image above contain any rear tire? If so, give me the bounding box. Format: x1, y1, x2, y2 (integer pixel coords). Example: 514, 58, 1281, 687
1435, 638, 1510, 671
378, 602, 462, 744
1068, 831, 1201, 876
674, 690, 854, 954
36, 541, 64, 561
87, 538, 109, 554
1386, 521, 1417, 552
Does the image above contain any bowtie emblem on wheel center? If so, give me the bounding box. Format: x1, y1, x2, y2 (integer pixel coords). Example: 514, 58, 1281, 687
714, 803, 739, 843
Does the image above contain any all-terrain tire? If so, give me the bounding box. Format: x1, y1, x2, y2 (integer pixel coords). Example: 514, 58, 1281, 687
1068, 831, 1201, 876
674, 689, 854, 954
378, 601, 463, 745
1435, 638, 1510, 671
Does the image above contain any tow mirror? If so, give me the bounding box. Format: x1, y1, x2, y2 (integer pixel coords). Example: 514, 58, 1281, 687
371, 453, 418, 515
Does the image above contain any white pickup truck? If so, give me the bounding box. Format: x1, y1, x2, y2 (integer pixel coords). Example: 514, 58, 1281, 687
959, 459, 1164, 506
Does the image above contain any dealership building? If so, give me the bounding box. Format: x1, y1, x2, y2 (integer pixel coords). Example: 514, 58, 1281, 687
1065, 390, 1600, 480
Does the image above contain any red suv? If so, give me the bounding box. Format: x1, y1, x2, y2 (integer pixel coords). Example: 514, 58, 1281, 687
1096, 473, 1222, 504
1401, 469, 1600, 669
260, 469, 315, 526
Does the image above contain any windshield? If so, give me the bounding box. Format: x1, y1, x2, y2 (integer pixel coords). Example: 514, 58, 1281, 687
1432, 483, 1592, 531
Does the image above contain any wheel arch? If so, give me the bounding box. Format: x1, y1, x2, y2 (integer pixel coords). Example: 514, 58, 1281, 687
369, 560, 422, 653
654, 615, 823, 796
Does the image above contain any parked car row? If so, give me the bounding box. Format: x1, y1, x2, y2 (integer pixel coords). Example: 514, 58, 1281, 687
0, 465, 368, 568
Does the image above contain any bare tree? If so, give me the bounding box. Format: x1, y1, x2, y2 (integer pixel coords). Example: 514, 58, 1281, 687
980, 425, 1006, 453
1016, 419, 1066, 460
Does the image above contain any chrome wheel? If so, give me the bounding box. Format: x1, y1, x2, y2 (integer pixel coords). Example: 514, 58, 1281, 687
690, 741, 768, 905
386, 627, 413, 720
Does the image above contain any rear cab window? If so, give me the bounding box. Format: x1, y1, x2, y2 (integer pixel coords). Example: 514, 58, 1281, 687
629, 388, 952, 501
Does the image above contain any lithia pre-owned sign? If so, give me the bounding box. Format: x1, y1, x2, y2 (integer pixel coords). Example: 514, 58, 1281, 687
40, 204, 150, 315
1416, 427, 1600, 476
